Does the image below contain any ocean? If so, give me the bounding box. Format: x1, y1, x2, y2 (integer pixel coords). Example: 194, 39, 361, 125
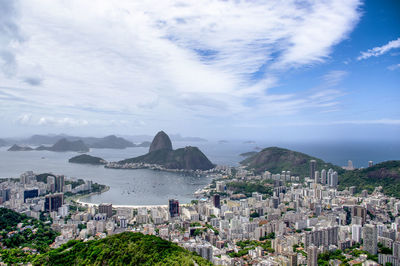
0, 140, 399, 205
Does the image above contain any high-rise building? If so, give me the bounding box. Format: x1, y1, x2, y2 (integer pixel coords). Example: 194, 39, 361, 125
368, 161, 373, 167
288, 252, 297, 266
314, 171, 319, 184
329, 171, 338, 187
352, 206, 367, 225
213, 194, 221, 209
363, 224, 378, 255
169, 199, 180, 218
58, 204, 69, 217
0, 188, 11, 202
45, 193, 64, 212
393, 241, 400, 259
216, 181, 225, 192
304, 226, 338, 248
20, 171, 35, 184
347, 160, 354, 170
310, 160, 316, 180
99, 203, 113, 218
307, 245, 318, 266
321, 169, 326, 184
271, 196, 279, 209
23, 188, 39, 202
55, 175, 65, 193
352, 224, 362, 243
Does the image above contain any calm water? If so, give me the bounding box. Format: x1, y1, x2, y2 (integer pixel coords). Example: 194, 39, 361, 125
0, 140, 399, 205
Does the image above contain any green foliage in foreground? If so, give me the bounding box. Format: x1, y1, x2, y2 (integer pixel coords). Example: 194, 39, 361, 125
0, 208, 58, 253
339, 160, 400, 198
33, 232, 212, 266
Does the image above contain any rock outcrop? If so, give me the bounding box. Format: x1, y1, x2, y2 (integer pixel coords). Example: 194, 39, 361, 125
149, 131, 173, 153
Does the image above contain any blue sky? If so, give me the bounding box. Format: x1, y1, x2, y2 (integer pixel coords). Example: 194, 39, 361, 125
0, 0, 399, 141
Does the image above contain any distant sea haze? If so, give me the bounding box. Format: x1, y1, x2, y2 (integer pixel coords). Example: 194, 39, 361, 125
0, 140, 398, 205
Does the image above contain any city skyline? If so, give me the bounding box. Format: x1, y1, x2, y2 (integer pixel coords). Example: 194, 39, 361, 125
0, 0, 399, 141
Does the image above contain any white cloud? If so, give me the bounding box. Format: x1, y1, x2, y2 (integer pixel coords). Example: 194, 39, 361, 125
16, 113, 32, 124
357, 37, 400, 60
0, 0, 362, 133
388, 63, 400, 71
283, 119, 400, 126
322, 71, 348, 87
37, 117, 89, 127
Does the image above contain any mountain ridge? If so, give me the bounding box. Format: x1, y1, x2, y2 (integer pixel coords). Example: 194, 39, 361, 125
241, 146, 344, 176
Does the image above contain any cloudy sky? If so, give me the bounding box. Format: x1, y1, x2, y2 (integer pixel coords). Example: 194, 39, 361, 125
0, 0, 399, 141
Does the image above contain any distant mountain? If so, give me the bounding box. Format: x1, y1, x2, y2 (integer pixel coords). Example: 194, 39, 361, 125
18, 134, 146, 149
25, 134, 66, 145
339, 160, 400, 198
89, 135, 134, 149
170, 134, 207, 142
69, 154, 107, 165
38, 138, 89, 152
7, 144, 34, 151
241, 146, 343, 176
118, 131, 214, 171
33, 232, 211, 265
149, 131, 173, 153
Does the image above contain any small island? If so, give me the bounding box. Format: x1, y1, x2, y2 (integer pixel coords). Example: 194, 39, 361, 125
7, 144, 34, 151
68, 154, 107, 165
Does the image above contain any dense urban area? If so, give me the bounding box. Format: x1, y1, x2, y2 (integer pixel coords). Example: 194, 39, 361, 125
1, 159, 400, 266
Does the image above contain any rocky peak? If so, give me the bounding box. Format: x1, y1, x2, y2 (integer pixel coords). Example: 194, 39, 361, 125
149, 131, 173, 153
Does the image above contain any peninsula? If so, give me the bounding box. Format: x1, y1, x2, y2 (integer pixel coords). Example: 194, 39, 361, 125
107, 131, 215, 171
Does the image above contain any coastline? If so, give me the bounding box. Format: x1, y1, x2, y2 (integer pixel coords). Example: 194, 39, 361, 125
76, 199, 191, 209
70, 185, 110, 203
105, 162, 214, 176
73, 167, 217, 208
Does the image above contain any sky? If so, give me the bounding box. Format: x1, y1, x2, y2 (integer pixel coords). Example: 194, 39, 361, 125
0, 0, 399, 141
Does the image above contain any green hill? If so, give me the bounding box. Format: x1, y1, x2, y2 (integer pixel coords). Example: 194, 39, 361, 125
68, 154, 107, 165
338, 160, 400, 198
33, 232, 212, 265
241, 146, 343, 176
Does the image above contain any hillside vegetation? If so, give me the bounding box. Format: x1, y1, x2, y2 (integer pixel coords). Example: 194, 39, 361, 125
339, 160, 400, 198
33, 232, 212, 265
0, 208, 58, 264
241, 146, 343, 176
